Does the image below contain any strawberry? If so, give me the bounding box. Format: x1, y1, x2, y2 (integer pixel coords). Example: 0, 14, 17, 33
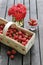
0, 25, 3, 29
16, 32, 18, 35
22, 38, 26, 42
0, 31, 3, 34
14, 35, 18, 40
6, 32, 9, 36
28, 36, 31, 40
26, 39, 29, 43
28, 19, 37, 26
10, 31, 13, 34
10, 55, 14, 60
7, 51, 11, 56
13, 29, 16, 33
22, 41, 26, 46
18, 31, 22, 35
11, 50, 16, 55
33, 22, 37, 26
28, 22, 33, 26
22, 34, 25, 37
9, 34, 12, 38
18, 35, 22, 40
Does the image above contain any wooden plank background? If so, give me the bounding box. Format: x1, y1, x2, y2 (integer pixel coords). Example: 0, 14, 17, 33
0, 0, 43, 65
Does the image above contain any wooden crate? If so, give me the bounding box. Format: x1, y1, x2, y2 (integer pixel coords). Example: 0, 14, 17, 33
0, 17, 35, 55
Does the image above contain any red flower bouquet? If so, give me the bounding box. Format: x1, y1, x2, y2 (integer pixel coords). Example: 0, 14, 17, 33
8, 3, 26, 27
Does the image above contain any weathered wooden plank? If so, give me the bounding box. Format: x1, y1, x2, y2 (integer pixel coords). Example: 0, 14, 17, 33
0, 2, 3, 63
15, 0, 23, 4
23, 0, 30, 65
30, 0, 36, 19
9, 53, 22, 65
1, 45, 9, 65
6, 0, 22, 65
24, 0, 29, 29
0, 0, 8, 65
37, 0, 43, 65
0, 0, 8, 18
0, 0, 2, 7
6, 0, 14, 21
29, 0, 40, 65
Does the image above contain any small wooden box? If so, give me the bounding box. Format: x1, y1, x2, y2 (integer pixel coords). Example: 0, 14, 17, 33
0, 17, 35, 55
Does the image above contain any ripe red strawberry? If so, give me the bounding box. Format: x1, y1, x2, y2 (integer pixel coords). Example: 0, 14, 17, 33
10, 55, 14, 60
16, 32, 18, 35
18, 35, 22, 40
0, 31, 3, 34
28, 22, 33, 26
18, 31, 22, 35
28, 36, 31, 40
7, 51, 11, 56
9, 34, 12, 37
14, 35, 18, 40
33, 22, 37, 26
13, 29, 16, 33
10, 31, 13, 34
6, 32, 9, 36
22, 38, 26, 42
0, 25, 3, 29
22, 34, 25, 37
22, 41, 26, 46
11, 50, 16, 55
28, 19, 37, 26
26, 39, 29, 43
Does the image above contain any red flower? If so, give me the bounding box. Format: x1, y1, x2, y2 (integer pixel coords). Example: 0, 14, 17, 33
8, 3, 26, 21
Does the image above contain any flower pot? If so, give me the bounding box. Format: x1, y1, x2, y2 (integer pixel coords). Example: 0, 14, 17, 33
12, 17, 24, 27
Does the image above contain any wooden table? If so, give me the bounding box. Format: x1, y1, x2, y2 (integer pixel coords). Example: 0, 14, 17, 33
0, 0, 43, 65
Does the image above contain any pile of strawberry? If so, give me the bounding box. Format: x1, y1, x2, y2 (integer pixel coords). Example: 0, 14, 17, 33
6, 26, 32, 46
7, 49, 16, 60
8, 3, 26, 21
28, 19, 37, 26
0, 24, 32, 46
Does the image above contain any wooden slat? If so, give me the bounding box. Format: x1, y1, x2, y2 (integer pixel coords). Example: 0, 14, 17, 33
0, 0, 8, 18
1, 45, 8, 65
15, 0, 23, 4
29, 0, 41, 65
24, 0, 29, 29
37, 0, 43, 65
23, 0, 30, 65
0, 0, 3, 64
6, 0, 14, 21
9, 53, 22, 65
0, 0, 8, 65
0, 0, 2, 7
6, 0, 22, 65
30, 0, 36, 19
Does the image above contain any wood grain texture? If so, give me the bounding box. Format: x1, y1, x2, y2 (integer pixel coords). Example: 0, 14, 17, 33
37, 0, 43, 65
23, 0, 30, 65
1, 45, 8, 65
6, 0, 14, 21
0, 0, 8, 18
6, 0, 22, 65
0, 0, 8, 65
29, 0, 41, 65
0, 0, 42, 65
